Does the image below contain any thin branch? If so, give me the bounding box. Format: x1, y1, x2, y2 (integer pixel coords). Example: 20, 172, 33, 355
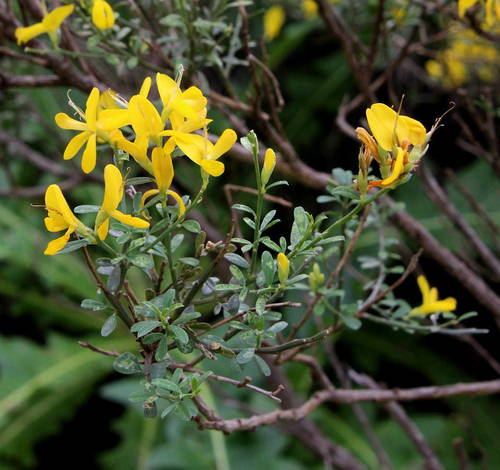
199, 378, 500, 432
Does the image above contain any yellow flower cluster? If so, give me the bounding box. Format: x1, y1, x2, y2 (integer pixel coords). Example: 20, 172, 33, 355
458, 0, 500, 26
356, 103, 427, 191
15, 1, 115, 45
44, 74, 236, 254
425, 25, 499, 88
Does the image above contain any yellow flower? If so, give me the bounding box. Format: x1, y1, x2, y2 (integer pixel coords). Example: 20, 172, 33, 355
15, 4, 74, 45
264, 5, 285, 41
302, 0, 318, 19
95, 165, 150, 240
410, 275, 457, 316
127, 94, 164, 144
156, 73, 207, 123
458, 0, 480, 17
166, 129, 237, 177
261, 148, 276, 186
368, 146, 406, 188
459, 0, 500, 24
277, 252, 290, 287
55, 87, 129, 173
92, 0, 115, 30
366, 103, 426, 152
43, 184, 88, 255
114, 135, 154, 174
140, 141, 185, 217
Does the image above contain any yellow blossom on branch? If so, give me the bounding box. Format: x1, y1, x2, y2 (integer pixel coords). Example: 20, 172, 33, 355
458, 0, 500, 25
366, 103, 426, 152
166, 129, 237, 177
277, 252, 290, 287
264, 5, 285, 41
261, 148, 277, 186
43, 184, 88, 255
95, 165, 150, 240
92, 0, 115, 30
55, 87, 129, 173
410, 275, 457, 316
15, 4, 74, 45
140, 141, 185, 217
156, 73, 207, 123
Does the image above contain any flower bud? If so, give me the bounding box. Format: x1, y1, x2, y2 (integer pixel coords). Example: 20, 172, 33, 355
92, 0, 115, 30
308, 263, 325, 293
277, 252, 289, 288
261, 148, 276, 187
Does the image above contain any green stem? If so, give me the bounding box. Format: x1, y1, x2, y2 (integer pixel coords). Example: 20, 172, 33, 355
290, 187, 391, 260
250, 152, 264, 273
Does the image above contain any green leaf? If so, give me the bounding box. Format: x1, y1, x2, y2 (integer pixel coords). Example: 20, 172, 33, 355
261, 250, 276, 284
155, 335, 169, 361
254, 355, 271, 376
179, 257, 199, 267
126, 177, 155, 185
182, 220, 201, 233
74, 204, 100, 214
160, 402, 178, 418
81, 299, 108, 311
113, 352, 142, 375
130, 320, 162, 338
153, 378, 182, 394
232, 204, 256, 216
172, 311, 201, 325
170, 325, 189, 345
131, 254, 154, 270
224, 253, 250, 269
268, 321, 288, 334
236, 348, 255, 364
101, 314, 117, 337
255, 295, 267, 315
260, 210, 277, 232
56, 239, 89, 254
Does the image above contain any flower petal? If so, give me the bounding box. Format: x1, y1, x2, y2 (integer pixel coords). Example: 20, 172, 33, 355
45, 184, 77, 226
98, 109, 130, 131
15, 23, 47, 45
152, 146, 174, 191
81, 133, 97, 173
102, 164, 124, 212
92, 0, 115, 30
110, 210, 150, 229
166, 190, 186, 217
55, 113, 87, 131
366, 103, 398, 151
156, 73, 179, 108
417, 275, 431, 305
379, 147, 405, 187
85, 88, 100, 127
200, 159, 225, 177
211, 129, 237, 160
139, 76, 152, 97
96, 216, 110, 241
399, 116, 426, 147
140, 189, 160, 209
264, 5, 285, 41
42, 5, 74, 31
63, 131, 91, 160
44, 232, 71, 255
168, 132, 206, 165
128, 95, 163, 138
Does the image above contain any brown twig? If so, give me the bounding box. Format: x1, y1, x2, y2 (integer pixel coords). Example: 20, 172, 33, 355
199, 378, 500, 432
